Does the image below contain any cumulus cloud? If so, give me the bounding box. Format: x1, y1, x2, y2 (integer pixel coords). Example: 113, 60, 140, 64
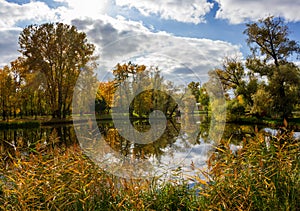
0, 0, 241, 80
115, 0, 213, 24
71, 17, 241, 83
56, 0, 112, 21
0, 0, 60, 28
0, 0, 112, 67
215, 0, 300, 24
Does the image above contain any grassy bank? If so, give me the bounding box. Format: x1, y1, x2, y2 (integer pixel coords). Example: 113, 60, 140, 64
0, 128, 299, 210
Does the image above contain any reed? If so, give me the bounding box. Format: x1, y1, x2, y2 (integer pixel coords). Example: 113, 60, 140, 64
194, 127, 300, 210
0, 127, 299, 210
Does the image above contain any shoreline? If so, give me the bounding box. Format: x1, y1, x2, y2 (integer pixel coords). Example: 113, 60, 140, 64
0, 116, 299, 130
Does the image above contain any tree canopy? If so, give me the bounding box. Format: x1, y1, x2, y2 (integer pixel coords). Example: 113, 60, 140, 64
244, 16, 300, 67
19, 22, 96, 119
210, 16, 300, 120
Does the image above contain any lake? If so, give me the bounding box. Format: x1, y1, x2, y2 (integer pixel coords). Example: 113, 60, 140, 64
1, 119, 299, 179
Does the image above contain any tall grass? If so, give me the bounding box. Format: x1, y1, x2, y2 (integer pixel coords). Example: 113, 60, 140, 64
0, 127, 299, 210
196, 127, 300, 210
0, 135, 195, 210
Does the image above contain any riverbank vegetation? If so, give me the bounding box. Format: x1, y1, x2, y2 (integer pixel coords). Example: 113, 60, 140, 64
0, 127, 299, 210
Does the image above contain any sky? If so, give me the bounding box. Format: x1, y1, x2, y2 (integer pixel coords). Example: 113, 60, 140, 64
1, 0, 300, 83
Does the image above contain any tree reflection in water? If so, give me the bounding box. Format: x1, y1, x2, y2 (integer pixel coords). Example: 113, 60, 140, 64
98, 120, 183, 163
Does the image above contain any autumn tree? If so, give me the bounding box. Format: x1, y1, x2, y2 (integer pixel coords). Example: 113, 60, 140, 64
187, 81, 210, 116
245, 16, 300, 67
111, 62, 182, 118
198, 87, 210, 113
245, 16, 300, 118
9, 57, 48, 118
188, 81, 201, 102
267, 63, 300, 117
0, 66, 14, 120
211, 17, 300, 119
251, 85, 273, 117
201, 71, 227, 123
213, 58, 258, 113
96, 81, 116, 114
9, 58, 27, 117
215, 58, 245, 92
19, 23, 96, 119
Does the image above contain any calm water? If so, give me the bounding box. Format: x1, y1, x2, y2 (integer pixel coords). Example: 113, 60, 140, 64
1, 120, 298, 178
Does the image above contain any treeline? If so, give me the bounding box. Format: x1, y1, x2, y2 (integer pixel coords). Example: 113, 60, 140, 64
1, 16, 299, 121
96, 16, 300, 121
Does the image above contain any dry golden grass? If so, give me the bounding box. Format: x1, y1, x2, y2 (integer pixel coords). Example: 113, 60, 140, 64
0, 136, 194, 210
0, 127, 299, 210
196, 128, 300, 210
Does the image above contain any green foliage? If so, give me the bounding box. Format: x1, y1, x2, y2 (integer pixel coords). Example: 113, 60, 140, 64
188, 81, 201, 102
244, 16, 300, 118
215, 57, 245, 92
244, 16, 300, 66
251, 85, 273, 117
248, 62, 300, 118
212, 57, 258, 110
268, 63, 300, 118
212, 16, 300, 119
226, 98, 246, 121
198, 87, 210, 111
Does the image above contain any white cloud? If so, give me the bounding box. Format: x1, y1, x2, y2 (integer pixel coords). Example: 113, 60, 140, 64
71, 17, 241, 83
0, 0, 113, 28
56, 0, 112, 22
115, 0, 213, 24
0, 0, 241, 79
215, 0, 300, 24
0, 0, 113, 67
0, 0, 60, 28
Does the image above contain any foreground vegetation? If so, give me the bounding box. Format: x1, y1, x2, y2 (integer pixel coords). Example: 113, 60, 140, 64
0, 127, 299, 210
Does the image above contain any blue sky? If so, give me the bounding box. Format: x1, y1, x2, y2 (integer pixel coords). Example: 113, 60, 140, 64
1, 0, 300, 82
